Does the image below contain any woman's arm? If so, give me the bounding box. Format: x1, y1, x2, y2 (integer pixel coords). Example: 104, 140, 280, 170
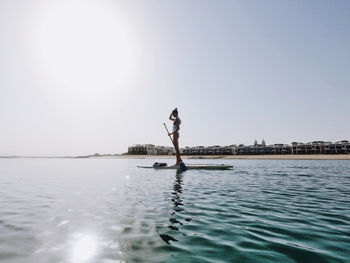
168, 120, 180, 135
169, 112, 175, 121
168, 127, 179, 136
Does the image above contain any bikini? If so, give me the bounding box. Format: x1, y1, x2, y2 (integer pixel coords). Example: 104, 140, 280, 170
173, 118, 181, 133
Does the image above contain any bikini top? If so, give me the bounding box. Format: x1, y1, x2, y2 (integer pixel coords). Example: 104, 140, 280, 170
173, 118, 181, 132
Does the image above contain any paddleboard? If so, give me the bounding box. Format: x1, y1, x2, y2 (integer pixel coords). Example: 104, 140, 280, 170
137, 164, 233, 170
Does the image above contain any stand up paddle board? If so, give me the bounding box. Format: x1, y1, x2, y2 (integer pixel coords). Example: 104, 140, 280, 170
137, 164, 233, 170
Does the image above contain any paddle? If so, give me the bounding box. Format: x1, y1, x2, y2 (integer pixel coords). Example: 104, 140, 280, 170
163, 123, 187, 172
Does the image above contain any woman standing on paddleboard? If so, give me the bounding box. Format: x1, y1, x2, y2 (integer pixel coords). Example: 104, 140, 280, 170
169, 108, 181, 166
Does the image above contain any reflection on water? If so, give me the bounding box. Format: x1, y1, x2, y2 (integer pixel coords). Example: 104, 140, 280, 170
169, 171, 184, 228
160, 171, 184, 244
0, 158, 349, 263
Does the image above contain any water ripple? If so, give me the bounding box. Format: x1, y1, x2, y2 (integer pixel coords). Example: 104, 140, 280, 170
0, 158, 349, 262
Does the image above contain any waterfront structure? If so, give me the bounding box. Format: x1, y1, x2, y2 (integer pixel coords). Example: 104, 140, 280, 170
182, 145, 237, 155
128, 140, 350, 155
291, 141, 350, 154
235, 144, 292, 155
156, 146, 175, 155
182, 140, 349, 155
128, 144, 157, 155
128, 144, 174, 155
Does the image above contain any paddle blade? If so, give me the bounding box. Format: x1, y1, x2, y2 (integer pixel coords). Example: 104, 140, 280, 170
179, 160, 187, 172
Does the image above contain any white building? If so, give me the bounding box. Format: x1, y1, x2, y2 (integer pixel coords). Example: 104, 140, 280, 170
128, 144, 174, 155
128, 144, 157, 155
156, 146, 175, 155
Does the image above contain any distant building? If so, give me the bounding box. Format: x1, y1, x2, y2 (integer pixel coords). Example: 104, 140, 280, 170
156, 146, 175, 155
128, 144, 157, 155
128, 144, 174, 155
128, 140, 350, 155
180, 140, 349, 155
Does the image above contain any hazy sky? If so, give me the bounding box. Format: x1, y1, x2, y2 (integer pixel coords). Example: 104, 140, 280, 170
1, 0, 349, 156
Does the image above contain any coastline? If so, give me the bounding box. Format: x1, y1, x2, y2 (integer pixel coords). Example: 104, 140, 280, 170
98, 154, 350, 160
1, 154, 349, 160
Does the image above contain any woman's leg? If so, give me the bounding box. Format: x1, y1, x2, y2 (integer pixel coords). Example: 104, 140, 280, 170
173, 133, 181, 165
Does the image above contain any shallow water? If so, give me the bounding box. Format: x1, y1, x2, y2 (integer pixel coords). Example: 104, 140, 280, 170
0, 158, 349, 263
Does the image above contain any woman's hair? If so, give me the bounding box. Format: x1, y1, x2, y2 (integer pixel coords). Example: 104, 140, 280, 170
172, 108, 178, 116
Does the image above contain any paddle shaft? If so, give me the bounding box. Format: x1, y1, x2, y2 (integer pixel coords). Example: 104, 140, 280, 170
163, 123, 175, 146
163, 122, 187, 171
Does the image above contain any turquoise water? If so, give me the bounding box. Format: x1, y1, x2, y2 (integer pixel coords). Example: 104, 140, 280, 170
0, 158, 349, 263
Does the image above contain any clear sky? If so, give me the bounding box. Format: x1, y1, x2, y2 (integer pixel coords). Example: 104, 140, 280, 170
1, 0, 349, 156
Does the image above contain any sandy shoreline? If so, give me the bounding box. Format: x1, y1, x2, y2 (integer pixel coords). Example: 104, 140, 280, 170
96, 154, 350, 160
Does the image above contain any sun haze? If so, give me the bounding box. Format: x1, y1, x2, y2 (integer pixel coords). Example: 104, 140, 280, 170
1, 0, 349, 156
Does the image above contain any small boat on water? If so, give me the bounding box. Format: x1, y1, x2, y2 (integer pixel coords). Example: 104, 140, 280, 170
138, 162, 233, 170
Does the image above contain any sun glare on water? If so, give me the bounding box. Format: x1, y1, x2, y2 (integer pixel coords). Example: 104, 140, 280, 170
71, 234, 97, 262
34, 1, 134, 100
